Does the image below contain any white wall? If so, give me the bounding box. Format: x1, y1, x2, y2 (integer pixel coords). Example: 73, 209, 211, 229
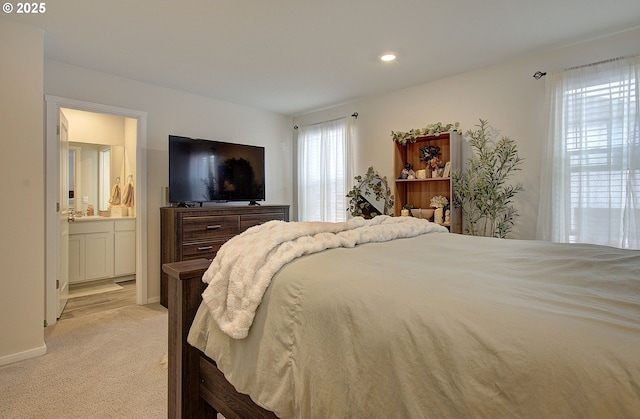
124, 117, 137, 217
294, 27, 640, 239
45, 61, 294, 301
0, 18, 46, 365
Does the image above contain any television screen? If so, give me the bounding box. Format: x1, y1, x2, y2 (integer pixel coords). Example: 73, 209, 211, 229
168, 135, 265, 204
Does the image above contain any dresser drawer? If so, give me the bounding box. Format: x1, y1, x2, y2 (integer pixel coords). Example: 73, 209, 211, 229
182, 215, 239, 241
161, 205, 289, 308
240, 212, 286, 232
182, 239, 227, 260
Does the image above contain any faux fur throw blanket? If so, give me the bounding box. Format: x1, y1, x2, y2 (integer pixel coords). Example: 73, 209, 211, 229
201, 215, 448, 339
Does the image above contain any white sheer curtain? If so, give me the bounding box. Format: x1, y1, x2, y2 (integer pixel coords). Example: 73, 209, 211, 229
297, 117, 354, 222
537, 56, 640, 249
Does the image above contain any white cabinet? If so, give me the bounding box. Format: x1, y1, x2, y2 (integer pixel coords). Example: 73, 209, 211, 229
69, 218, 135, 284
85, 231, 114, 280
114, 219, 136, 276
68, 234, 84, 283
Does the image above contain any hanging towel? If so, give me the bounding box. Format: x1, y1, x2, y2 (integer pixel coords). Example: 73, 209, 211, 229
122, 182, 134, 207
109, 184, 121, 206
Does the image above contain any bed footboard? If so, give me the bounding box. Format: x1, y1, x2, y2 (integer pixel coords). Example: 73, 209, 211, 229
163, 259, 278, 419
163, 259, 216, 419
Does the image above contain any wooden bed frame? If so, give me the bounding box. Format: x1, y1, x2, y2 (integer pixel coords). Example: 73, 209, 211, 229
163, 258, 279, 419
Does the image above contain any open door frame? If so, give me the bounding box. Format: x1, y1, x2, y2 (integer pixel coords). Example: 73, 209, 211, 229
45, 96, 148, 326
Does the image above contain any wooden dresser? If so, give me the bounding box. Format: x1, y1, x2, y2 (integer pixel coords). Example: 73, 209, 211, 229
160, 205, 290, 307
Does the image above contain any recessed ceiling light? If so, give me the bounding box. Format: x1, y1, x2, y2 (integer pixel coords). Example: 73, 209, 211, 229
380, 53, 397, 62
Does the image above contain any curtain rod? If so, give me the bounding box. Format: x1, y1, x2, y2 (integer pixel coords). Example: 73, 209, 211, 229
565, 55, 629, 71
533, 54, 637, 80
293, 112, 358, 130
533, 54, 640, 80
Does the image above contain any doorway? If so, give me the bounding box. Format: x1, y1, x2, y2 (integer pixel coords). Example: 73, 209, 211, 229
45, 96, 148, 327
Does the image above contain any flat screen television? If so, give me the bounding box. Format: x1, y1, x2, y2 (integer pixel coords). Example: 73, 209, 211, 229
168, 135, 265, 205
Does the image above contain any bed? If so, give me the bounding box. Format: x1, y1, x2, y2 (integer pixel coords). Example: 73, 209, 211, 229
163, 216, 640, 419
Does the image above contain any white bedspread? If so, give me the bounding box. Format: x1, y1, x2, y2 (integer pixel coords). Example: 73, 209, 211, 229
201, 215, 447, 338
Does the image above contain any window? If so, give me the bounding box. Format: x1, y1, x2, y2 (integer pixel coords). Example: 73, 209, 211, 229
297, 118, 353, 222
99, 147, 111, 211
538, 56, 639, 249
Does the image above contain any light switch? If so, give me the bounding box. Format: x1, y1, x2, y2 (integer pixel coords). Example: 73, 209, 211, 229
82, 196, 89, 204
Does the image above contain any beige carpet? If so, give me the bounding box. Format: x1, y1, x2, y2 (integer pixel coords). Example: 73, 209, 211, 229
0, 303, 168, 419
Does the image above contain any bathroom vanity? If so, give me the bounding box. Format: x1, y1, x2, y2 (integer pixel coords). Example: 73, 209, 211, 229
69, 217, 136, 284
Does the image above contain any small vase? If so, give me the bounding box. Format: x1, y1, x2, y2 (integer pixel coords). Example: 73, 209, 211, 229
432, 170, 439, 178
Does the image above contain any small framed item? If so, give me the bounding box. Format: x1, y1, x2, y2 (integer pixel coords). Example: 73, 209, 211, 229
443, 161, 451, 178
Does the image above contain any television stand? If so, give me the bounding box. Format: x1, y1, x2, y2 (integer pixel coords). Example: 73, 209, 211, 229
176, 202, 203, 208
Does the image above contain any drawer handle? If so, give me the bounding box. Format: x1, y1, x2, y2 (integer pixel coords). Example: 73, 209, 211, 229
206, 225, 222, 230
198, 246, 213, 251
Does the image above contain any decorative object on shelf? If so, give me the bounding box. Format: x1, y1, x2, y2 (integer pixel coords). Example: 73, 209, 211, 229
434, 207, 444, 224
430, 195, 449, 209
416, 169, 427, 179
401, 204, 414, 217
347, 167, 394, 219
399, 163, 416, 180
452, 119, 524, 238
391, 122, 461, 145
410, 208, 434, 221
442, 161, 451, 178
430, 195, 448, 225
420, 144, 442, 169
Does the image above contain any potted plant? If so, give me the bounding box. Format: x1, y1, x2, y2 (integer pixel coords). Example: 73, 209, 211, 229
452, 119, 524, 238
346, 167, 394, 218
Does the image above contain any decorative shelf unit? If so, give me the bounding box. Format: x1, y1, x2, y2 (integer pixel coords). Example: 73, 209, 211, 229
393, 131, 462, 233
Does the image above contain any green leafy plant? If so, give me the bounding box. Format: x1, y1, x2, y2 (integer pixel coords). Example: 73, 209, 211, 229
419, 145, 442, 169
391, 122, 460, 145
347, 167, 394, 218
452, 119, 524, 238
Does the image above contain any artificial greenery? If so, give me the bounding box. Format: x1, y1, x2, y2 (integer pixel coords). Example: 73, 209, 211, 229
452, 119, 524, 238
347, 167, 394, 218
420, 145, 442, 169
391, 122, 460, 145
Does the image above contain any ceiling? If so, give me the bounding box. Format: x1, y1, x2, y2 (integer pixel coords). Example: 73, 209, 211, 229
5, 0, 640, 116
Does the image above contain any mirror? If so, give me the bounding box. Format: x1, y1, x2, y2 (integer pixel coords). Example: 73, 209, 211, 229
347, 167, 394, 219
69, 142, 125, 214
68, 147, 78, 207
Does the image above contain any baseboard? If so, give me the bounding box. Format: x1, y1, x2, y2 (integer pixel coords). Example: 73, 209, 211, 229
146, 295, 161, 304
0, 343, 47, 367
